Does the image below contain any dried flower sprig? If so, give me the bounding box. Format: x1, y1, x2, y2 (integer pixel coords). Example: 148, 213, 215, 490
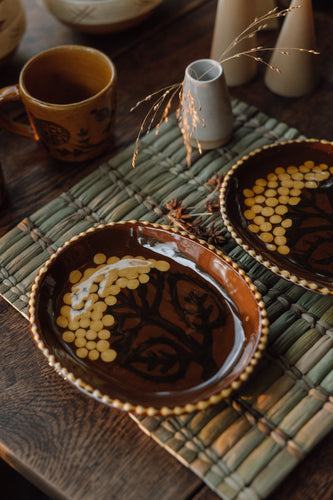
176, 82, 204, 167
217, 6, 296, 66
221, 45, 319, 74
131, 4, 319, 167
131, 82, 183, 167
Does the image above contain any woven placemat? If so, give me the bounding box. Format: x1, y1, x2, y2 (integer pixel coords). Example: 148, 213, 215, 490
1, 99, 333, 500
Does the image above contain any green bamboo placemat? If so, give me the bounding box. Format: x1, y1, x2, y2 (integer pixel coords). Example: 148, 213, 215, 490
1, 99, 333, 500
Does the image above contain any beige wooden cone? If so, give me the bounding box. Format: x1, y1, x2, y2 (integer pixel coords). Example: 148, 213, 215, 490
210, 0, 257, 87
265, 0, 318, 97
255, 0, 278, 30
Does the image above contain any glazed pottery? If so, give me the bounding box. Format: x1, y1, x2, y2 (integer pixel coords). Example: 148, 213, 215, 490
29, 221, 268, 415
265, 0, 318, 97
37, 0, 163, 34
0, 0, 26, 67
181, 58, 233, 150
220, 139, 333, 295
0, 45, 117, 162
210, 0, 257, 86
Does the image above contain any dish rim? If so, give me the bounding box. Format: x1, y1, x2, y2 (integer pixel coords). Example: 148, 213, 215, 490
28, 220, 269, 416
219, 138, 333, 296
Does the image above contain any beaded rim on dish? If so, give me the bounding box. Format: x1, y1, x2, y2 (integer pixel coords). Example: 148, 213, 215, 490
219, 138, 333, 297
28, 220, 269, 416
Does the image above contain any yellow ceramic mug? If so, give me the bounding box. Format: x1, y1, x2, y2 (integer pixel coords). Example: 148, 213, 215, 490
0, 45, 117, 162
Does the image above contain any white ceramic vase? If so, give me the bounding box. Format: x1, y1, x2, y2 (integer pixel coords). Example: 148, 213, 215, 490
181, 59, 233, 150
264, 0, 318, 97
210, 0, 257, 87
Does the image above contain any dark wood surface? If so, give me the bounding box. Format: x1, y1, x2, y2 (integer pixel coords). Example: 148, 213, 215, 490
1, 1, 333, 499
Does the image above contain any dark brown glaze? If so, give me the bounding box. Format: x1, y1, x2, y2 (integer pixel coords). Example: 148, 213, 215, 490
221, 140, 333, 292
33, 222, 263, 408
286, 177, 333, 279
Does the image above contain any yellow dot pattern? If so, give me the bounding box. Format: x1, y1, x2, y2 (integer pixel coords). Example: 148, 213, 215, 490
243, 161, 332, 255
56, 254, 170, 363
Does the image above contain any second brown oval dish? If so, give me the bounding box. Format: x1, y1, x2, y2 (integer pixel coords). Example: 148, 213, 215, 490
220, 139, 333, 295
29, 221, 268, 416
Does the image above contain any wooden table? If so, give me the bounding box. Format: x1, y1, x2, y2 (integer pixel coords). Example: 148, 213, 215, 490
1, 1, 332, 499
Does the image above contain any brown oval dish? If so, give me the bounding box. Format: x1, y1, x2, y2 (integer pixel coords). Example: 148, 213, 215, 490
220, 139, 333, 295
29, 221, 268, 416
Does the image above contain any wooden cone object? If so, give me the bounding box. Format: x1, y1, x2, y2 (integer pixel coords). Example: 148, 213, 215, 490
210, 0, 257, 87
255, 0, 278, 30
264, 0, 318, 97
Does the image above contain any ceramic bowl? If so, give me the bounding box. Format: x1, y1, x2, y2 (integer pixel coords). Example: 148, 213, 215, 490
29, 221, 269, 416
0, 3, 26, 66
38, 0, 163, 34
220, 139, 333, 295
0, 0, 23, 30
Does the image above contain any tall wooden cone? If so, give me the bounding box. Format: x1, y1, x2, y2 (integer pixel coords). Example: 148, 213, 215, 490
265, 0, 318, 97
210, 0, 257, 87
255, 0, 278, 30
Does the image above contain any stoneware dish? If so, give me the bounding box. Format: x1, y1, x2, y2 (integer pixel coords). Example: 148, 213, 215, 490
29, 221, 269, 416
38, 0, 163, 34
220, 139, 333, 295
0, 0, 26, 67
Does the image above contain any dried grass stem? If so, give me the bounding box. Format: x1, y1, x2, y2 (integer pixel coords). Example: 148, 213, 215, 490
131, 4, 319, 167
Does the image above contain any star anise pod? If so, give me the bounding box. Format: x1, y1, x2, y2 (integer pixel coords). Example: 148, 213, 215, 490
206, 172, 224, 190
205, 222, 226, 247
166, 198, 182, 211
205, 199, 220, 213
189, 217, 205, 237
164, 199, 225, 245
167, 215, 192, 233
165, 198, 191, 223
172, 207, 191, 220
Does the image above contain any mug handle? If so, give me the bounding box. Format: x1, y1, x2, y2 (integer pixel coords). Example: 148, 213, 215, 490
0, 85, 36, 139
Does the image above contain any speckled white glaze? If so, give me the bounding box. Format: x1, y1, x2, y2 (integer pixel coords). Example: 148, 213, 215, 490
38, 0, 163, 34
